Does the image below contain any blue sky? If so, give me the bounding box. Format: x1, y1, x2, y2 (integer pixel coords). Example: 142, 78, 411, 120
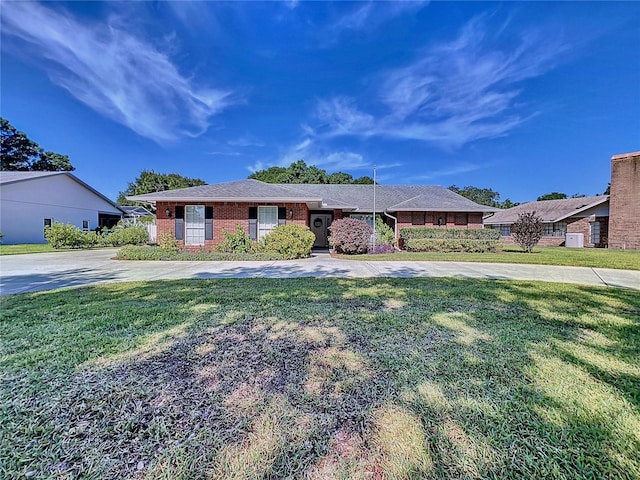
2, 1, 639, 203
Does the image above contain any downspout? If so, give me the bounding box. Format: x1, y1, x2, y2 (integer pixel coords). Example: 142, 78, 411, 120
383, 210, 400, 250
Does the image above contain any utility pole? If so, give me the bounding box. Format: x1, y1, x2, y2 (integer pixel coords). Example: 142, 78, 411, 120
372, 164, 376, 249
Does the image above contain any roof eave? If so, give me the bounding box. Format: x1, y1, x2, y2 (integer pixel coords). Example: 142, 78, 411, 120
552, 197, 610, 222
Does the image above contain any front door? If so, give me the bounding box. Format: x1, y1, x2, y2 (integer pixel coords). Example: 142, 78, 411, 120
310, 214, 332, 247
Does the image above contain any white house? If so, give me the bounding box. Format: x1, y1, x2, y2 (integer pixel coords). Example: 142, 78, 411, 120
0, 171, 123, 244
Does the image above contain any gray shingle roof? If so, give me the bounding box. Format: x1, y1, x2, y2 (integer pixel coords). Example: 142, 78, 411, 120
127, 179, 495, 212
484, 196, 609, 224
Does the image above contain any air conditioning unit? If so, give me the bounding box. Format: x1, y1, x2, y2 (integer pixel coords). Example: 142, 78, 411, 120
565, 233, 584, 248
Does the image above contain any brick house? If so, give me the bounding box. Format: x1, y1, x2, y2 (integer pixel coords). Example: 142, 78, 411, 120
127, 180, 495, 250
609, 151, 640, 250
484, 196, 610, 247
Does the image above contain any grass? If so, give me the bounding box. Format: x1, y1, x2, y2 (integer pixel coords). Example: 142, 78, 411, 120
0, 244, 59, 255
1, 278, 639, 479
341, 246, 640, 270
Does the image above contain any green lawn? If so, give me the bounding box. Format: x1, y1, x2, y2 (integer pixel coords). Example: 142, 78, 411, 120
1, 278, 639, 479
0, 244, 59, 255
342, 246, 640, 270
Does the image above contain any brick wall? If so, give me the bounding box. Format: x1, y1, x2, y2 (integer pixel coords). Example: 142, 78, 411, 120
157, 201, 309, 251
609, 152, 640, 250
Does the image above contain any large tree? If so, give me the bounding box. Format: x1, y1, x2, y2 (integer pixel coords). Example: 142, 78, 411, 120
249, 160, 374, 184
537, 192, 567, 201
118, 170, 207, 206
1, 118, 74, 171
448, 185, 517, 209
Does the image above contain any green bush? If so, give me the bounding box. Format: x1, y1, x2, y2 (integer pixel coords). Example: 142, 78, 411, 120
45, 222, 85, 248
116, 245, 283, 261
101, 225, 149, 247
258, 224, 315, 259
45, 222, 149, 249
215, 225, 253, 254
400, 227, 500, 241
158, 231, 179, 252
404, 238, 503, 253
375, 216, 396, 246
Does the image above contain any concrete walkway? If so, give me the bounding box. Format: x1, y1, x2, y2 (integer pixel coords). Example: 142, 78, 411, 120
1, 248, 638, 295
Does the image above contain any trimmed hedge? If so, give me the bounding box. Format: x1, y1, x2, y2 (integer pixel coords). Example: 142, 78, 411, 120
404, 238, 502, 253
45, 222, 149, 249
116, 245, 283, 261
400, 227, 500, 241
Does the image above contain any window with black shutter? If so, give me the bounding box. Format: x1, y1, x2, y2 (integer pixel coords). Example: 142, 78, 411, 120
205, 206, 214, 240
175, 206, 184, 240
248, 207, 258, 240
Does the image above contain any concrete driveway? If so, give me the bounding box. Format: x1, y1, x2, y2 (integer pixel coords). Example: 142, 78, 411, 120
1, 248, 638, 295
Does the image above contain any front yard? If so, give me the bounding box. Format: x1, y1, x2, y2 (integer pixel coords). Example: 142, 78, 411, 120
341, 246, 640, 270
1, 278, 639, 479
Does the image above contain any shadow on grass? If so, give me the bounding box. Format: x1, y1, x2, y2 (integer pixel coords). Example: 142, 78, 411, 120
1, 278, 638, 479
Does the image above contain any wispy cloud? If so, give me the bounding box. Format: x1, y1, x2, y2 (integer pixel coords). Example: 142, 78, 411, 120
314, 14, 567, 148
1, 1, 236, 144
408, 162, 482, 182
227, 135, 265, 147
326, 1, 428, 38
246, 138, 374, 174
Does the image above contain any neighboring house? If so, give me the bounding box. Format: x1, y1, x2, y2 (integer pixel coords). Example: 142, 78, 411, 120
127, 180, 496, 249
120, 205, 155, 223
0, 171, 123, 244
609, 151, 640, 250
484, 196, 610, 247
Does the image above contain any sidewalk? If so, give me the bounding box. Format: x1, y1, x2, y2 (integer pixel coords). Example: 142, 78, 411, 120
1, 249, 638, 295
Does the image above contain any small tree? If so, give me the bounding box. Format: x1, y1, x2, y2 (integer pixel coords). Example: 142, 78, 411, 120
512, 212, 543, 253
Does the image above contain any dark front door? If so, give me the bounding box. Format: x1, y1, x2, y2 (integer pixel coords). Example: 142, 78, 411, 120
310, 214, 332, 247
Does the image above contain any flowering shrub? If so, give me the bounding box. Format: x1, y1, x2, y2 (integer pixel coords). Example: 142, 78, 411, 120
329, 218, 372, 254
371, 243, 396, 254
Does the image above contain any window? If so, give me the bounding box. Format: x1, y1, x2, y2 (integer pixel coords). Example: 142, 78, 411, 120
350, 214, 374, 228
258, 206, 278, 239
412, 212, 425, 225
490, 224, 511, 236
82, 220, 89, 231
543, 222, 566, 237
590, 221, 601, 244
44, 218, 52, 237
454, 213, 468, 225
185, 205, 205, 245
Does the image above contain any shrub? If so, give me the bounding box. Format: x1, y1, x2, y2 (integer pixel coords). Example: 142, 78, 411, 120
158, 231, 179, 252
400, 227, 500, 241
259, 224, 315, 259
101, 225, 149, 247
512, 211, 543, 253
215, 225, 253, 254
371, 243, 396, 254
329, 218, 372, 254
45, 222, 85, 248
404, 238, 503, 253
375, 216, 396, 246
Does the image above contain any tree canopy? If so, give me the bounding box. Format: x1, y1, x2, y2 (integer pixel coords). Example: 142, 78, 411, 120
249, 160, 374, 184
448, 185, 518, 209
536, 192, 567, 201
118, 170, 207, 206
1, 117, 74, 171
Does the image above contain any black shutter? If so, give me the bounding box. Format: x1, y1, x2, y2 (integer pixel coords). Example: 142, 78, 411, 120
205, 206, 213, 240
175, 205, 184, 241
278, 207, 286, 226
248, 207, 257, 240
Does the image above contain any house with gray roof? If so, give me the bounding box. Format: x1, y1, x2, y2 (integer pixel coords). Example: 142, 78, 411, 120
484, 195, 610, 248
127, 179, 496, 249
0, 171, 123, 244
